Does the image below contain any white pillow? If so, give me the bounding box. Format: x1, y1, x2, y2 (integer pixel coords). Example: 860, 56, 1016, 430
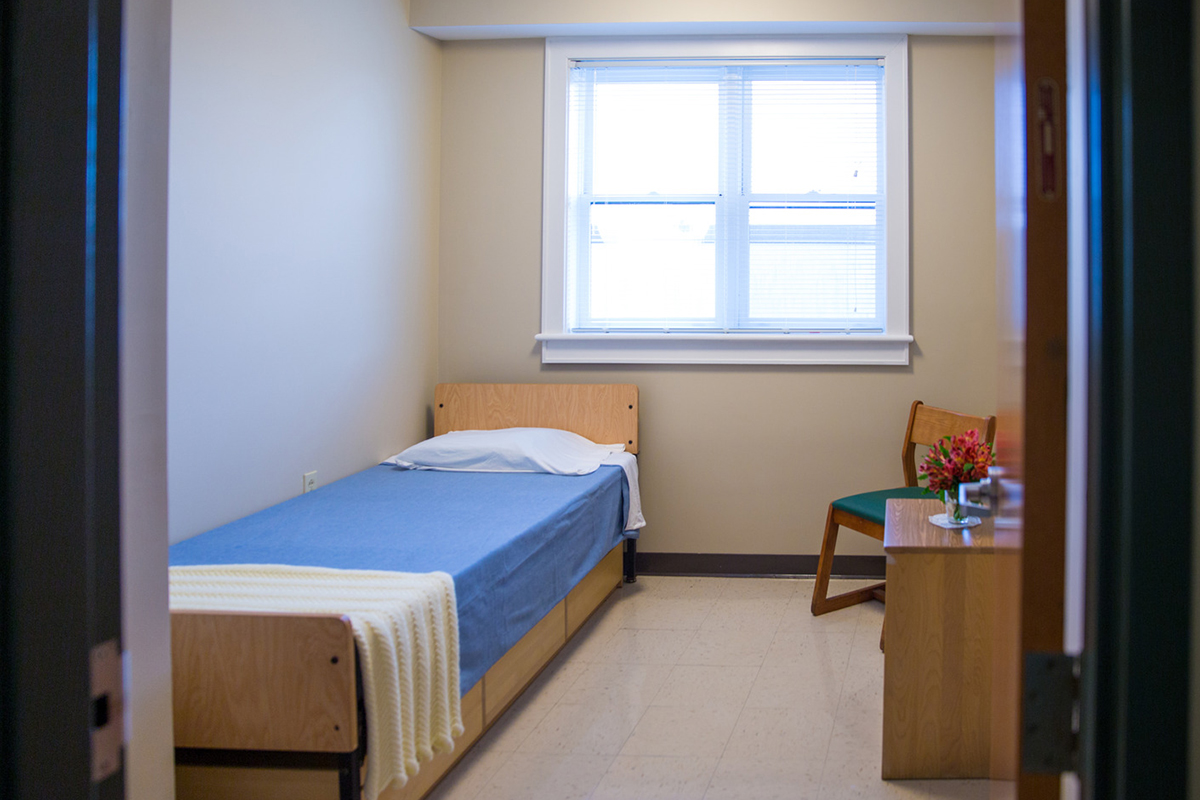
382, 427, 626, 475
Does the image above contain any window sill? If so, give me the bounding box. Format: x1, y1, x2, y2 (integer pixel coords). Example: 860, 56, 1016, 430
535, 333, 913, 365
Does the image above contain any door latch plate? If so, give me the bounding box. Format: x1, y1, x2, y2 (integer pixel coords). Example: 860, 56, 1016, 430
90, 639, 123, 783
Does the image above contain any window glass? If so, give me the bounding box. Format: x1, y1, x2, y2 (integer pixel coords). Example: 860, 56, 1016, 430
749, 75, 881, 195
587, 203, 717, 323
566, 60, 885, 333
591, 81, 719, 196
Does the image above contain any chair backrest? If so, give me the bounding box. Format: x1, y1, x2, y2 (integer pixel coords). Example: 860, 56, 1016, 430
900, 400, 997, 487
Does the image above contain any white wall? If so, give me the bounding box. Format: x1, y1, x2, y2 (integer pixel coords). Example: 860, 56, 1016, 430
122, 0, 175, 795
438, 35, 999, 557
168, 0, 442, 543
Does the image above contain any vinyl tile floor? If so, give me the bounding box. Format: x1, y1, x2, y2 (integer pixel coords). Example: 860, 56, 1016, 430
426, 576, 996, 800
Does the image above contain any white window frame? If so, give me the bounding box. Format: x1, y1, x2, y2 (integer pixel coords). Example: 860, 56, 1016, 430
538, 35, 911, 366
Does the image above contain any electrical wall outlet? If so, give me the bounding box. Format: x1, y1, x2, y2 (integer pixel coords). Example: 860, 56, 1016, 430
303, 471, 317, 494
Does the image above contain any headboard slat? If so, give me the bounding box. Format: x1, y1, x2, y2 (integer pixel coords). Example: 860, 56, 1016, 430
434, 384, 639, 454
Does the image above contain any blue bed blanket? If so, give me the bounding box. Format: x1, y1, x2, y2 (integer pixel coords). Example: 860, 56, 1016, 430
169, 464, 630, 692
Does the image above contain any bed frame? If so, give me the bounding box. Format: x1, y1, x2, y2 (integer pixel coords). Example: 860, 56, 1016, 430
173, 383, 640, 800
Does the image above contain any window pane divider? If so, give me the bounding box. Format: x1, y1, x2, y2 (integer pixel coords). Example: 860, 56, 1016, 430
586, 195, 719, 203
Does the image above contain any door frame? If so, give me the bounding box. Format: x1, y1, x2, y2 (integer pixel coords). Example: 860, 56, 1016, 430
991, 1, 1072, 794
1081, 0, 1193, 796
0, 0, 126, 797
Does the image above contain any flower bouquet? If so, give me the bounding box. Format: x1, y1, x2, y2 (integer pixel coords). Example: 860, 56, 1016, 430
917, 429, 994, 527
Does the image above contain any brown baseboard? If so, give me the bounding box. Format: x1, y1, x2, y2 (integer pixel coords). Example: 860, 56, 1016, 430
635, 552, 886, 579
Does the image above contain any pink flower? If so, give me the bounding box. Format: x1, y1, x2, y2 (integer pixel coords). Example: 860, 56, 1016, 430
917, 429, 994, 495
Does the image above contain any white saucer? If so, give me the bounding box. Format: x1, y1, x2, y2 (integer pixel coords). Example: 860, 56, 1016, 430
928, 513, 983, 529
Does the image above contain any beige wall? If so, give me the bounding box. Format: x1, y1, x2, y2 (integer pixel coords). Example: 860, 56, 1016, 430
438, 35, 998, 556
413, 0, 1013, 31
167, 0, 442, 543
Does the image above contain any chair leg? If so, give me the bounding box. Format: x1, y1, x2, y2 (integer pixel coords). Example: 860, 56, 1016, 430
879, 614, 886, 652
811, 505, 886, 616
811, 505, 840, 615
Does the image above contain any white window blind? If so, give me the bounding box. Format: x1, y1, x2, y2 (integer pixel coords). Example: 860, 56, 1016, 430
565, 60, 886, 333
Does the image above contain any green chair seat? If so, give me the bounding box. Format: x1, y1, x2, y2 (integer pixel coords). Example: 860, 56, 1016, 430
831, 486, 929, 526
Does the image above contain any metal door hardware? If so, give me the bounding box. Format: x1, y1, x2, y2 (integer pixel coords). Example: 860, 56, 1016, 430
1022, 651, 1080, 773
958, 467, 1023, 517
90, 639, 124, 783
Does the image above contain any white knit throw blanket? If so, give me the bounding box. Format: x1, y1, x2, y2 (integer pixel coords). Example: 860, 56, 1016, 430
170, 564, 463, 800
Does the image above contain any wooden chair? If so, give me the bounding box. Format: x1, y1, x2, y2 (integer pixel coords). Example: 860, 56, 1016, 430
810, 400, 997, 624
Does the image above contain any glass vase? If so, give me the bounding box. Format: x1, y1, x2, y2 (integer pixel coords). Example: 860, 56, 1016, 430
943, 489, 966, 522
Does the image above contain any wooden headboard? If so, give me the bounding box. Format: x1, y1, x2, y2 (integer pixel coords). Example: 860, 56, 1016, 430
433, 384, 639, 454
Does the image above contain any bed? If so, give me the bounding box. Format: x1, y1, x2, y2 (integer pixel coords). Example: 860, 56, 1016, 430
171, 383, 640, 800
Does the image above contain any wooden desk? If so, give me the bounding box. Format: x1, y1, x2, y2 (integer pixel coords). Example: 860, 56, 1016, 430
881, 498, 996, 780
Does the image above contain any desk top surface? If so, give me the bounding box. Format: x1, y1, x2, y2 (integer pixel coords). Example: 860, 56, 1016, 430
883, 498, 1002, 554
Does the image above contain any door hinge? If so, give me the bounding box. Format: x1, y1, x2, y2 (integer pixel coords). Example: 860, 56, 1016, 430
1022, 651, 1080, 773
90, 639, 124, 783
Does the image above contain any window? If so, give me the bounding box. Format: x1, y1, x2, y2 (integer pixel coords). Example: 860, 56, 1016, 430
539, 37, 911, 365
